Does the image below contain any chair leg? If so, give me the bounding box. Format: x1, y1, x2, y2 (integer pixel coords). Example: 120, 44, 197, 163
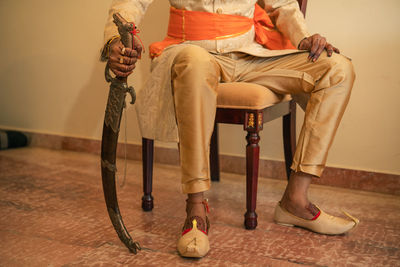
142, 138, 154, 211
282, 101, 297, 180
244, 131, 260, 230
210, 122, 220, 182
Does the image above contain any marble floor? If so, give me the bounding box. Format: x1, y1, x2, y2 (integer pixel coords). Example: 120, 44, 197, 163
0, 147, 399, 266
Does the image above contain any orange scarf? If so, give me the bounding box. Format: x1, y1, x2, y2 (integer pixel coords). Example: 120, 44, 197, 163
149, 4, 295, 58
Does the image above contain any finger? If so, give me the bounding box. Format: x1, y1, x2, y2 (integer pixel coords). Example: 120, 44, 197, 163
333, 47, 340, 54
298, 37, 311, 51
115, 48, 138, 64
310, 37, 325, 61
111, 40, 123, 55
121, 47, 132, 56
308, 44, 317, 60
111, 68, 132, 78
308, 35, 319, 58
109, 55, 120, 65
115, 63, 135, 73
110, 65, 135, 77
326, 43, 334, 57
125, 56, 137, 65
312, 38, 326, 61
110, 68, 124, 77
136, 45, 143, 59
124, 47, 138, 58
110, 55, 137, 69
134, 36, 143, 58
109, 58, 135, 71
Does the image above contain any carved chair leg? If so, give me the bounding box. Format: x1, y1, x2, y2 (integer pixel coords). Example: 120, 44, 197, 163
210, 122, 220, 182
244, 131, 260, 230
142, 138, 154, 211
282, 100, 297, 180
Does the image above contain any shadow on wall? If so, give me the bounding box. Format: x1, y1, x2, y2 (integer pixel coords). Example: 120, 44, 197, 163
60, 56, 147, 154
63, 59, 108, 141
27, 58, 109, 152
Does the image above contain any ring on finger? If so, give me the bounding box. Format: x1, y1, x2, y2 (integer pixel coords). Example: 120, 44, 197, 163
119, 56, 124, 64
121, 47, 126, 55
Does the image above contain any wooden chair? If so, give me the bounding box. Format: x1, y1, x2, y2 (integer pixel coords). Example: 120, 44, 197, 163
141, 0, 307, 230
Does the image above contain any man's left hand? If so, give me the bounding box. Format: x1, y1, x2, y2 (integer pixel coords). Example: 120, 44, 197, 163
298, 34, 340, 62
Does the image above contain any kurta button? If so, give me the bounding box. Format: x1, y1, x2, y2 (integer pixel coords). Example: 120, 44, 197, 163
216, 8, 222, 14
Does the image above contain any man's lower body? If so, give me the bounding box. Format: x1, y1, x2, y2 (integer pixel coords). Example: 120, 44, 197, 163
170, 45, 356, 257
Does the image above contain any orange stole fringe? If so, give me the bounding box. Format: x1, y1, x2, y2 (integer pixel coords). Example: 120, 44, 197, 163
149, 4, 295, 58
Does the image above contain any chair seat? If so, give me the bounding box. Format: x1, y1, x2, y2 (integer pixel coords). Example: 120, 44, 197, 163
217, 82, 291, 110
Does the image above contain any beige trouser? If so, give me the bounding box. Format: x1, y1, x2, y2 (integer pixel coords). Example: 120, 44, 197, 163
171, 45, 355, 194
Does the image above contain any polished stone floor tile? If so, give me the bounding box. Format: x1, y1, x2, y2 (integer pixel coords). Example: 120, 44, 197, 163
0, 147, 399, 266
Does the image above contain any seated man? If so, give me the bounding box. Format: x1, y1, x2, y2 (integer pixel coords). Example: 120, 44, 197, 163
103, 0, 358, 258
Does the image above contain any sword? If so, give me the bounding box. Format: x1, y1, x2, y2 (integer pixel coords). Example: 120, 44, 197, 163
101, 13, 140, 254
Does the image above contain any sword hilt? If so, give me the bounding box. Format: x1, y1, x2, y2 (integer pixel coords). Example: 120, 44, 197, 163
113, 13, 134, 49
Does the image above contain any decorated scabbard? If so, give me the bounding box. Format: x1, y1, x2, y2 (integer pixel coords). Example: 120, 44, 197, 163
101, 13, 139, 254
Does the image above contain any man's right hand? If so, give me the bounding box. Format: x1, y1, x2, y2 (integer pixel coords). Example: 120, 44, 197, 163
108, 37, 142, 77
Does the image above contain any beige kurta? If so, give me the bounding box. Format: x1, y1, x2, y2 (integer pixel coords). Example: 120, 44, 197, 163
104, 0, 310, 142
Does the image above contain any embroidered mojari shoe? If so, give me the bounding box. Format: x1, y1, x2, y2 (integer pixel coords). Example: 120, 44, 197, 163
177, 200, 210, 258
274, 202, 359, 235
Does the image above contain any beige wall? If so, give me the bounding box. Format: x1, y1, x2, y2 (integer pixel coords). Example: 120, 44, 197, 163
0, 0, 399, 174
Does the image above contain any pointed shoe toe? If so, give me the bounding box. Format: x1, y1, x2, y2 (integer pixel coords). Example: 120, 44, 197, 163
177, 219, 210, 258
274, 203, 359, 235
